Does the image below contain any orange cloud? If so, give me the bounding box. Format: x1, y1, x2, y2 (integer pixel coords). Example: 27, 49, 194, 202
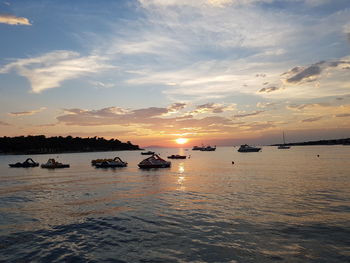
0, 14, 31, 25
9, 107, 47, 116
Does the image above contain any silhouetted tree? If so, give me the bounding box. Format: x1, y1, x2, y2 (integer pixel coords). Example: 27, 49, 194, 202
0, 135, 141, 154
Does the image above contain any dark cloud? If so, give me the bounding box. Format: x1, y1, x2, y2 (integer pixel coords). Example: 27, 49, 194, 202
56, 104, 242, 137
301, 116, 323, 123
329, 61, 347, 67
58, 106, 169, 126
287, 103, 330, 111
0, 120, 11, 126
259, 86, 279, 93
167, 103, 186, 112
9, 107, 46, 116
131, 107, 168, 118
282, 66, 300, 76
284, 60, 350, 84
234, 110, 264, 118
286, 65, 322, 83
336, 113, 350, 117
198, 103, 222, 113
9, 111, 33, 116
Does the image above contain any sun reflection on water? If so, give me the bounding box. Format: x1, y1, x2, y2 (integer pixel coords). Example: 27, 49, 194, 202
177, 163, 186, 191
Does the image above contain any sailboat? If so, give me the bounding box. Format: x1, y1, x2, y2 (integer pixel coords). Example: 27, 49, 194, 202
278, 132, 290, 149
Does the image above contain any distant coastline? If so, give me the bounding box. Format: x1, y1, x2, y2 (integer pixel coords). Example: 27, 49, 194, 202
0, 135, 142, 155
271, 137, 350, 146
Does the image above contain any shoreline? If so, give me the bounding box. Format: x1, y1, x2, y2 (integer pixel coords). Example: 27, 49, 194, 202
0, 148, 144, 156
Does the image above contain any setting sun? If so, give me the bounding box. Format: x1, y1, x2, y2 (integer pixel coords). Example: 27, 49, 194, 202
175, 138, 189, 145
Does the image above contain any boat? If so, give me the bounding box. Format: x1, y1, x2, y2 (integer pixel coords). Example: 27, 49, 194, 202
192, 146, 203, 150
41, 159, 70, 169
167, 154, 186, 159
200, 145, 216, 151
91, 158, 114, 166
278, 145, 290, 149
278, 132, 291, 149
141, 151, 155, 155
9, 158, 39, 168
138, 154, 171, 169
95, 157, 128, 168
238, 144, 261, 152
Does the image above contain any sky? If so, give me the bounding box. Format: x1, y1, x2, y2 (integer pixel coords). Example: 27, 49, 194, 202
0, 0, 349, 147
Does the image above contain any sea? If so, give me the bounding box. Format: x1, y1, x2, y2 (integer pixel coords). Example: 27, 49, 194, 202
0, 146, 349, 263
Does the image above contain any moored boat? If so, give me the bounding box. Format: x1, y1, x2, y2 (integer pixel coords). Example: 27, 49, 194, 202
138, 154, 171, 169
278, 145, 290, 149
41, 159, 70, 169
167, 154, 186, 159
277, 132, 291, 149
9, 158, 39, 168
238, 144, 261, 152
141, 151, 155, 155
200, 145, 216, 151
192, 146, 203, 150
95, 157, 127, 168
91, 158, 114, 166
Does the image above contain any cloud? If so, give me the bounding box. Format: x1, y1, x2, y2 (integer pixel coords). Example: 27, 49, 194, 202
9, 107, 47, 116
239, 121, 276, 131
336, 113, 350, 118
0, 120, 11, 126
258, 86, 280, 93
286, 103, 330, 111
98, 0, 350, 103
90, 81, 115, 89
0, 14, 31, 25
286, 64, 322, 83
286, 104, 350, 123
167, 103, 187, 113
344, 24, 350, 43
58, 106, 171, 126
0, 50, 113, 93
56, 104, 240, 138
256, 102, 275, 108
301, 116, 323, 123
234, 110, 264, 118
284, 60, 350, 84
36, 123, 57, 127
191, 103, 236, 114
115, 35, 185, 57
138, 0, 286, 8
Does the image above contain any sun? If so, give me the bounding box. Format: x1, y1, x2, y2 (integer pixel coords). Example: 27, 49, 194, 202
175, 138, 189, 145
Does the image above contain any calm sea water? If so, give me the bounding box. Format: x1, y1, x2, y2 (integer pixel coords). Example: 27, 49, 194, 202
0, 146, 349, 262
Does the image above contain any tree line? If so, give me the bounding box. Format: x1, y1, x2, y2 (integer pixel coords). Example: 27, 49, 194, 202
272, 137, 350, 146
0, 135, 141, 154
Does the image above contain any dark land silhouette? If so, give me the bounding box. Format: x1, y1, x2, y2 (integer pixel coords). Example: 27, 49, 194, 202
0, 135, 141, 155
271, 137, 350, 146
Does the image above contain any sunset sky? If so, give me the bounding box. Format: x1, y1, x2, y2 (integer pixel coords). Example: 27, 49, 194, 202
0, 0, 349, 147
